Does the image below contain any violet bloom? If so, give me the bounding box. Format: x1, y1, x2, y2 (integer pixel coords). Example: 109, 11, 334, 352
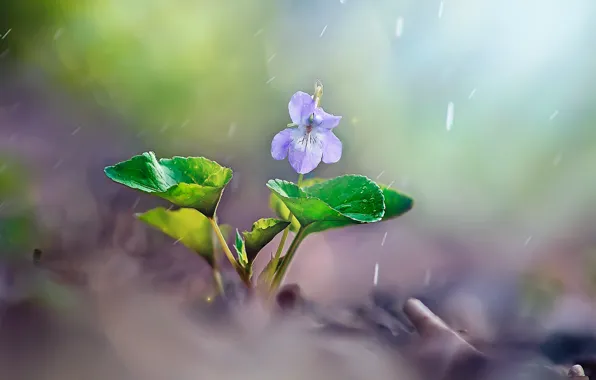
271, 91, 342, 174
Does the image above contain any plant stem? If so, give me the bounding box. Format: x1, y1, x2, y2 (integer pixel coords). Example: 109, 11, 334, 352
209, 218, 225, 295
266, 227, 290, 282
209, 218, 252, 288
270, 228, 306, 291
266, 173, 305, 284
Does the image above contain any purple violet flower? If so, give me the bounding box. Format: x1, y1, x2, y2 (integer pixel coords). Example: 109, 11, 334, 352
271, 91, 342, 174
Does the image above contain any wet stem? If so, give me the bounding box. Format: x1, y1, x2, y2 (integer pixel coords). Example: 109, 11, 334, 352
208, 226, 226, 295
268, 174, 304, 291
209, 218, 252, 288
266, 225, 290, 282
270, 227, 307, 290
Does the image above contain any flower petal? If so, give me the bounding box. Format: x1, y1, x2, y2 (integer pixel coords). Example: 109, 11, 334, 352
288, 91, 315, 126
313, 108, 342, 130
320, 130, 342, 164
288, 130, 323, 174
271, 128, 293, 160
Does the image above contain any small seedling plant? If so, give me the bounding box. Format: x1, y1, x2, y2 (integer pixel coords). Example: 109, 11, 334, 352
104, 81, 414, 296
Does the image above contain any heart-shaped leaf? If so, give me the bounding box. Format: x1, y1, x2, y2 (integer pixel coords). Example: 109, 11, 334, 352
104, 152, 232, 217
267, 175, 385, 235
270, 178, 414, 227
243, 218, 290, 262
234, 219, 290, 277
378, 184, 414, 220
137, 207, 218, 266
268, 178, 328, 232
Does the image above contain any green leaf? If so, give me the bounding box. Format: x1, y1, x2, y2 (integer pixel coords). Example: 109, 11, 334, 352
299, 177, 327, 187
269, 194, 301, 232
104, 152, 232, 217
378, 184, 414, 220
266, 175, 385, 235
242, 218, 290, 263
270, 178, 414, 226
268, 177, 326, 232
137, 207, 217, 266
234, 229, 248, 268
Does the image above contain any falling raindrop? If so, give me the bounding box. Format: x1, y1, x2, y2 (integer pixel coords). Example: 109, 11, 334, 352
231, 172, 241, 192
53, 28, 63, 40
424, 269, 432, 286
1, 29, 12, 40
132, 197, 140, 211
553, 152, 562, 166
395, 17, 404, 38
71, 127, 81, 135
320, 25, 328, 38
549, 110, 559, 121
373, 262, 380, 286
53, 159, 63, 170
524, 236, 532, 246
267, 53, 277, 63
159, 123, 170, 133
438, 1, 444, 18
446, 102, 454, 131
266, 77, 276, 84
228, 123, 237, 138
376, 170, 385, 180
180, 119, 190, 128
340, 0, 346, 3
254, 29, 264, 37
468, 88, 477, 99
381, 231, 388, 246
387, 180, 396, 188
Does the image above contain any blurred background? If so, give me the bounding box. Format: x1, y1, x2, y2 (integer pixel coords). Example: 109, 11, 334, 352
1, 1, 596, 376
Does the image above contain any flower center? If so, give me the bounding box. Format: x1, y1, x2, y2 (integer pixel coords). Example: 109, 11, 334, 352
306, 112, 317, 133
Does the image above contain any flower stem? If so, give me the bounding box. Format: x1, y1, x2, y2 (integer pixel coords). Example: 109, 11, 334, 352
266, 226, 290, 283
266, 173, 305, 285
209, 218, 251, 288
270, 227, 307, 291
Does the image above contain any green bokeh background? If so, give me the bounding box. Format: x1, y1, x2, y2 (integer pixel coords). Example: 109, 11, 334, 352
1, 0, 595, 294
